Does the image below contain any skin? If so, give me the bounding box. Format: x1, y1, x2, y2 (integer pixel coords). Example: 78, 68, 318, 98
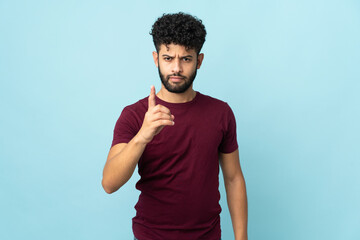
102, 43, 248, 240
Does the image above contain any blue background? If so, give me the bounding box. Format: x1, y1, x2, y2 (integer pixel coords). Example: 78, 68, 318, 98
1, 0, 359, 239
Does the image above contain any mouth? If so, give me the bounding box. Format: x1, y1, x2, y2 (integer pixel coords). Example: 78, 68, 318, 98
168, 76, 185, 83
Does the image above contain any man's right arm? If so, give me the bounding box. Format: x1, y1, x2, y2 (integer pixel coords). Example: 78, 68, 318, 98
101, 86, 174, 194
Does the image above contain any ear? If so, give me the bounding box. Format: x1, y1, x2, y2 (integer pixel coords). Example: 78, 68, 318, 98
196, 53, 204, 69
152, 51, 159, 67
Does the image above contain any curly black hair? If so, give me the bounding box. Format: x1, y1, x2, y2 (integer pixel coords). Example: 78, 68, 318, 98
150, 12, 206, 54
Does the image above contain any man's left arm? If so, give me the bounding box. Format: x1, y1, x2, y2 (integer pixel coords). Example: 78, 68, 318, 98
219, 149, 248, 240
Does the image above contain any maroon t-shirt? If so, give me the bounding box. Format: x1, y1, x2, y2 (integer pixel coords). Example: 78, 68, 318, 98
111, 92, 238, 240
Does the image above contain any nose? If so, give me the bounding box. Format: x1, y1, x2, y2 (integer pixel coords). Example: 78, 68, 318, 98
172, 59, 183, 73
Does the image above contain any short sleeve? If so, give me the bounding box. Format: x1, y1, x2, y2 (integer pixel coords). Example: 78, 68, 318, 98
218, 104, 238, 153
111, 106, 140, 148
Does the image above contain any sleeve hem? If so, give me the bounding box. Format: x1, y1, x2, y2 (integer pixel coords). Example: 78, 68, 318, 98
218, 144, 238, 154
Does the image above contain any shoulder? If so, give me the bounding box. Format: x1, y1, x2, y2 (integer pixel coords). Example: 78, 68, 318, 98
196, 92, 236, 125
197, 92, 232, 111
122, 96, 148, 114
116, 96, 148, 125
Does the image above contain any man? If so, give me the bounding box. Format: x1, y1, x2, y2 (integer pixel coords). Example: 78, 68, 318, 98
102, 12, 248, 240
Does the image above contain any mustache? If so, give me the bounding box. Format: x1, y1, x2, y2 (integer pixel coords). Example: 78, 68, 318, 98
166, 73, 186, 79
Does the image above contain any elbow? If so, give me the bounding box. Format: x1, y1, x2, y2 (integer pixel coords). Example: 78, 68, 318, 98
102, 168, 130, 194
102, 178, 117, 194
225, 174, 246, 187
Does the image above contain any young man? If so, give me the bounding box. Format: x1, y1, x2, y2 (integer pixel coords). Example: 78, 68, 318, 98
102, 12, 248, 240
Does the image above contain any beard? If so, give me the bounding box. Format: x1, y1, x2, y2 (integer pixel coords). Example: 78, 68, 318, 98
158, 65, 197, 93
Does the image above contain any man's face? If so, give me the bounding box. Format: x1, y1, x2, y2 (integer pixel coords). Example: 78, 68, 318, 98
153, 44, 204, 93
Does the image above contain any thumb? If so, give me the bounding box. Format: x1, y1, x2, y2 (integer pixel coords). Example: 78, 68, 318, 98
148, 85, 156, 109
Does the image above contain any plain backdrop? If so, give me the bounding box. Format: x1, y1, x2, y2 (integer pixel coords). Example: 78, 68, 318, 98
1, 0, 359, 239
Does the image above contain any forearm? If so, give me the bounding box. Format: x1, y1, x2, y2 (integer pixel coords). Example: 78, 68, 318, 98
102, 134, 147, 193
225, 176, 248, 240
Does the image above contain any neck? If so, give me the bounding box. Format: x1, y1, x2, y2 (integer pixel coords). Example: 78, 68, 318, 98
157, 85, 196, 103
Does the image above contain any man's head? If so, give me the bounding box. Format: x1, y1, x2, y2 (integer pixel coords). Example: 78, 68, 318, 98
150, 12, 206, 93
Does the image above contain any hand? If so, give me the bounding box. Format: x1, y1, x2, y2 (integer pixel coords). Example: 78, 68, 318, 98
137, 86, 175, 144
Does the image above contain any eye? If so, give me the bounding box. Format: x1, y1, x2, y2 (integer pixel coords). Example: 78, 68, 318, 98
183, 57, 192, 62
164, 57, 172, 61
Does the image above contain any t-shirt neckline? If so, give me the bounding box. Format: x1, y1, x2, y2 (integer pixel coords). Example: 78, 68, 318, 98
155, 91, 200, 109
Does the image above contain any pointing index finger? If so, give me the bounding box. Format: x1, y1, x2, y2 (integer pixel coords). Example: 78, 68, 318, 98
148, 85, 156, 109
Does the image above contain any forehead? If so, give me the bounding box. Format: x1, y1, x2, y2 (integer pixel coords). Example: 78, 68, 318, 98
158, 43, 197, 56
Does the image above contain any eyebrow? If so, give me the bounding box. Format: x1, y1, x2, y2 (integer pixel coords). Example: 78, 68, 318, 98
162, 54, 194, 58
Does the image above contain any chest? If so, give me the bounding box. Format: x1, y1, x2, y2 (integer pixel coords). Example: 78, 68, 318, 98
141, 107, 224, 163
